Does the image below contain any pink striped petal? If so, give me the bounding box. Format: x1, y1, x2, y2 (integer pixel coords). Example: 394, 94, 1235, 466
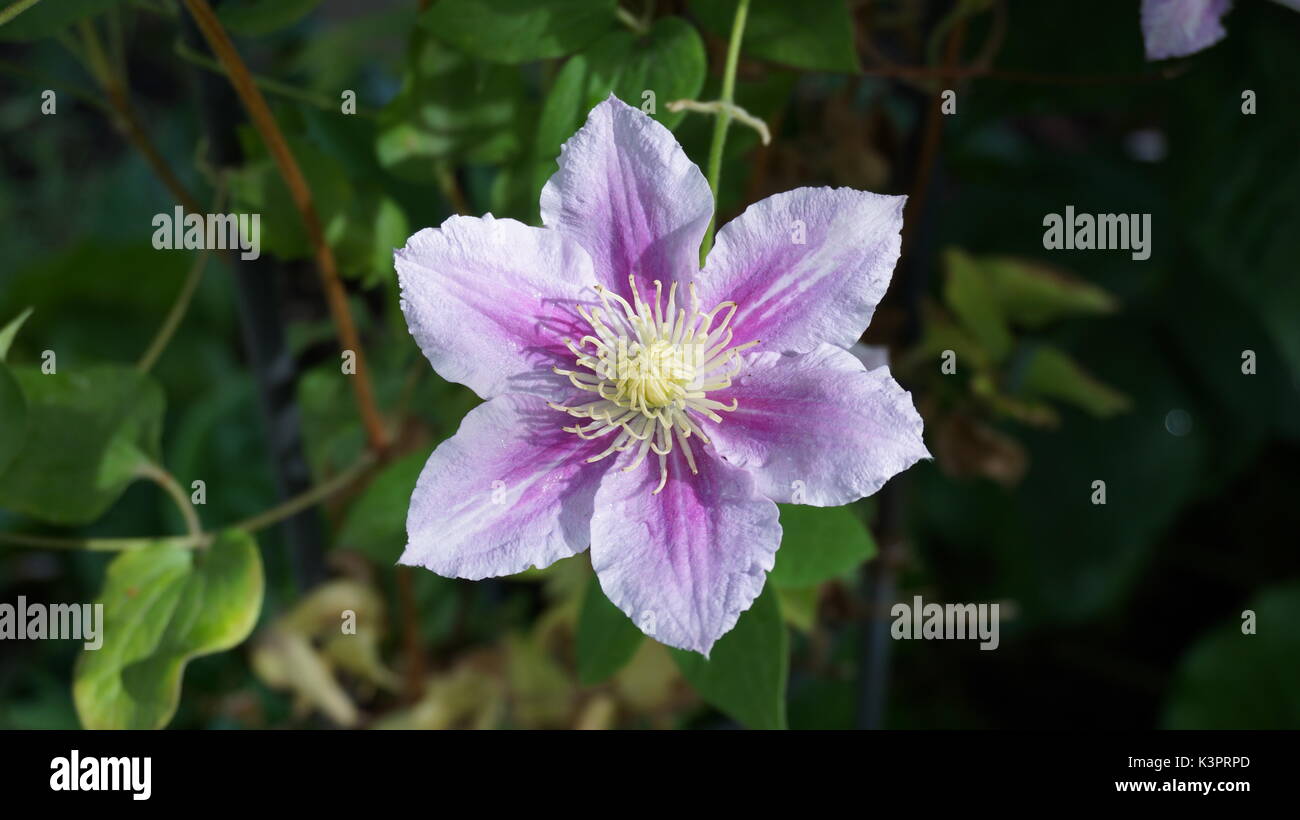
698, 187, 906, 356
590, 447, 780, 656
540, 95, 713, 303
707, 344, 929, 506
401, 394, 612, 579
397, 215, 596, 401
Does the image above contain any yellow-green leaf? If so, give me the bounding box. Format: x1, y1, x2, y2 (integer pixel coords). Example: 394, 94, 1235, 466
1019, 344, 1130, 418
944, 249, 1014, 362
74, 530, 264, 730
984, 257, 1117, 328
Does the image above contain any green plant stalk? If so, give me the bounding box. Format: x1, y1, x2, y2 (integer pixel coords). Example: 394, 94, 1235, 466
0, 0, 42, 28
136, 460, 203, 537
231, 449, 375, 534
614, 6, 648, 34
700, 0, 750, 264
137, 182, 226, 374
0, 450, 377, 552
137, 249, 211, 374
173, 39, 373, 115
0, 533, 199, 552
76, 19, 117, 90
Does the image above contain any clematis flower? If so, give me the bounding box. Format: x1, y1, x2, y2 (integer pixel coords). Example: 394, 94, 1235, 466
1141, 0, 1232, 60
394, 96, 928, 655
1140, 0, 1298, 60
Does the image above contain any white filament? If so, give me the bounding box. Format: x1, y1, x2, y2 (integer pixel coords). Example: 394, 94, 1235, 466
549, 275, 759, 494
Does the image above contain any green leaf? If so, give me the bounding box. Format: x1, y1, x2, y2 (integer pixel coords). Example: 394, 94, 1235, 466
529, 18, 707, 217
330, 192, 411, 288
366, 197, 410, 288
0, 310, 32, 475
770, 504, 876, 588
421, 0, 616, 64
0, 0, 127, 42
0, 365, 26, 476
916, 303, 994, 374
74, 530, 265, 730
228, 132, 405, 285
575, 577, 644, 685
229, 137, 351, 262
1164, 582, 1300, 729
335, 446, 431, 563
0, 365, 164, 525
982, 257, 1117, 328
691, 0, 860, 73
578, 18, 707, 131
1018, 344, 1130, 418
536, 53, 591, 167
0, 307, 33, 361
775, 585, 819, 633
944, 249, 1013, 362
671, 584, 788, 729
377, 35, 528, 174
217, 0, 322, 36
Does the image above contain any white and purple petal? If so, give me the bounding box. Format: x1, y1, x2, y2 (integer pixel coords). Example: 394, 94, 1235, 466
396, 214, 596, 401
1141, 0, 1231, 60
540, 95, 713, 302
401, 394, 612, 579
707, 344, 929, 507
589, 448, 780, 656
850, 342, 891, 372
697, 187, 906, 356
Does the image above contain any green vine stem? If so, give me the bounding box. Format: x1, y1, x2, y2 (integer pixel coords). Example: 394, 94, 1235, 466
0, 0, 42, 28
137, 182, 226, 374
135, 460, 203, 538
0, 450, 377, 553
699, 0, 750, 264
137, 248, 211, 374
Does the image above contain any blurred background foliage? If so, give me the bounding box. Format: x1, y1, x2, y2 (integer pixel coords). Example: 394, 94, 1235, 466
1, 0, 1298, 729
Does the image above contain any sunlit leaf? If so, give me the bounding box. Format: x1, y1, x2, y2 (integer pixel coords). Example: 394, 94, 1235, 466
0, 307, 32, 360
74, 530, 265, 730
770, 504, 875, 588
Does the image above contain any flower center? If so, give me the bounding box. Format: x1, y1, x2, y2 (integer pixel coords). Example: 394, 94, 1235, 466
619, 338, 694, 409
550, 275, 759, 494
